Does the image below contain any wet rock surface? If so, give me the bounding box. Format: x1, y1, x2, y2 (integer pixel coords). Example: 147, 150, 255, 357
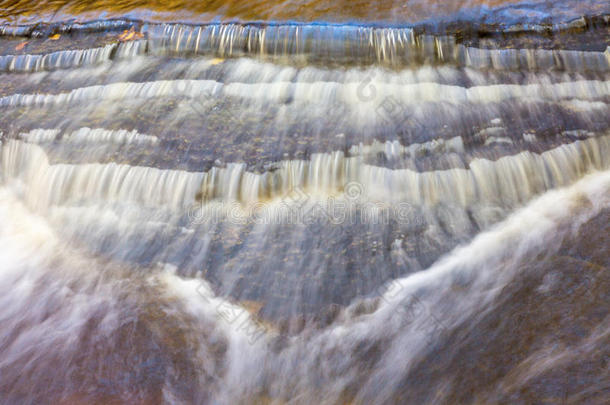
0, 6, 608, 405
389, 209, 610, 404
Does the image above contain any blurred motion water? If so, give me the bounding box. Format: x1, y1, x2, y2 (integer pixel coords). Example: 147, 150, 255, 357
0, 0, 609, 404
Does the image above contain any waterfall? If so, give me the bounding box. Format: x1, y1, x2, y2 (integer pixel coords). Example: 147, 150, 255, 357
141, 21, 610, 70
0, 5, 609, 404
0, 41, 146, 73
2, 135, 608, 210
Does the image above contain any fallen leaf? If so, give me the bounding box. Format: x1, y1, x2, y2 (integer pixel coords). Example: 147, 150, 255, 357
118, 29, 130, 41
15, 41, 29, 51
49, 34, 61, 40
118, 28, 143, 42
118, 29, 131, 41
210, 58, 225, 65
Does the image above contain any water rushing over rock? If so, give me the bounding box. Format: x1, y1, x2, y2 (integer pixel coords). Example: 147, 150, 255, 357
3, 18, 610, 68
3, 135, 608, 208
0, 4, 609, 404
141, 21, 610, 68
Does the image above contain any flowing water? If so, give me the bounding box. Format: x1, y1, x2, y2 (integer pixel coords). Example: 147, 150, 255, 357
0, 0, 609, 404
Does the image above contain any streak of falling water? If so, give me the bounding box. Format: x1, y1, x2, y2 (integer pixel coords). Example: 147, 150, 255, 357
1, 168, 606, 403
0, 5, 609, 404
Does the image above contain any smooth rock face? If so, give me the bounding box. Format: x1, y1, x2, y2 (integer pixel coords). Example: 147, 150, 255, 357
1, 0, 609, 24
0, 2, 608, 404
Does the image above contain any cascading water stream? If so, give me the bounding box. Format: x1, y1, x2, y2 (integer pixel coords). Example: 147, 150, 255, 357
0, 1, 608, 404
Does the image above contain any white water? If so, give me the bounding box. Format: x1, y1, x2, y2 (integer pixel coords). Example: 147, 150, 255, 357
20, 127, 158, 145
160, 169, 610, 404
1, 16, 609, 403
3, 135, 607, 210
1, 166, 604, 403
0, 41, 146, 73
3, 77, 609, 108
142, 22, 610, 71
